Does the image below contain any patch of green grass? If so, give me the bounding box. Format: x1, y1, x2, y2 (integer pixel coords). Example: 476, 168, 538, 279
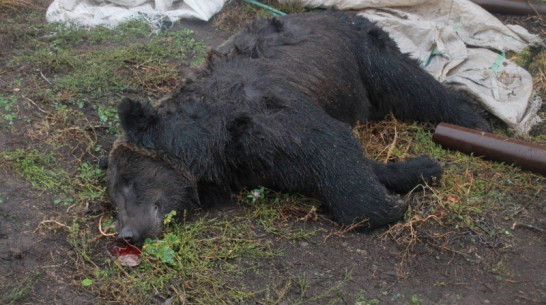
42, 19, 153, 47
76, 213, 276, 304
0, 95, 19, 126
97, 104, 119, 134
410, 294, 423, 305
1, 148, 105, 205
76, 162, 106, 200
242, 188, 322, 240
70, 190, 325, 304
14, 19, 206, 103
0, 271, 39, 305
356, 299, 381, 305
1, 149, 71, 195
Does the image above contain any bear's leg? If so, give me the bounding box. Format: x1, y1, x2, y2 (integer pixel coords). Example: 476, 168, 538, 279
316, 157, 409, 227
347, 14, 491, 131
234, 101, 418, 228
368, 156, 442, 194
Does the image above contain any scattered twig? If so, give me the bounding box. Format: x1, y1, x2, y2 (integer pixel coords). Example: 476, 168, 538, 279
99, 215, 117, 237
523, 0, 543, 22
112, 259, 131, 277
200, 236, 260, 243
298, 205, 318, 222
515, 293, 539, 304
40, 70, 52, 84
33, 219, 71, 233
21, 95, 48, 114
428, 242, 470, 259
170, 285, 187, 305
512, 222, 545, 233
323, 218, 370, 242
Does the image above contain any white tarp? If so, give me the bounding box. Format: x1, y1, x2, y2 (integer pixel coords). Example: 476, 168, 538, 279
46, 0, 224, 27
281, 0, 543, 134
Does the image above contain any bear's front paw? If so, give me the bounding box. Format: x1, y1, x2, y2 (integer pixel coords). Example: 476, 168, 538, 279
416, 156, 443, 187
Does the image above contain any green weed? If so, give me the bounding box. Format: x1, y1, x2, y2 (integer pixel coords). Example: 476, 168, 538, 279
410, 294, 423, 305
76, 162, 105, 200
97, 105, 119, 134
0, 95, 19, 126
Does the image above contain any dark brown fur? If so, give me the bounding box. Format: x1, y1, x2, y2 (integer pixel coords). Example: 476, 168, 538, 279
105, 11, 489, 245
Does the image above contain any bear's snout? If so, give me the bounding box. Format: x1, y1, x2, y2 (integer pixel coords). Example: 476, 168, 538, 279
116, 227, 139, 245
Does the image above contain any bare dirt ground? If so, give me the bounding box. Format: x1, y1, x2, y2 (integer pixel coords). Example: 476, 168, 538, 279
1, 1, 545, 304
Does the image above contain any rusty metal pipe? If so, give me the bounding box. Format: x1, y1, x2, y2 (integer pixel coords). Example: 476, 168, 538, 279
471, 0, 546, 15
432, 123, 546, 175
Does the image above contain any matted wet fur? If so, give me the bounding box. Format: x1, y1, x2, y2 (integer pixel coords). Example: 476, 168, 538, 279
104, 11, 490, 245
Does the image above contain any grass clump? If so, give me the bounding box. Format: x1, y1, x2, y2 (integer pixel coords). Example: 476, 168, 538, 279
0, 0, 37, 12
1, 149, 72, 195
240, 187, 322, 240
0, 95, 19, 127
213, 0, 308, 33
0, 148, 105, 205
10, 18, 206, 105
74, 213, 276, 304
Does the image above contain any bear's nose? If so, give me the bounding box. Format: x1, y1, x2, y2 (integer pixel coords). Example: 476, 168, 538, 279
116, 227, 136, 244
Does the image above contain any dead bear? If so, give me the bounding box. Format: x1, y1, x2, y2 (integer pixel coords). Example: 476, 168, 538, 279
105, 11, 490, 245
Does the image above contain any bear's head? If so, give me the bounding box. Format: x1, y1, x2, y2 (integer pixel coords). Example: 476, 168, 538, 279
104, 141, 200, 246
103, 98, 202, 246
105, 97, 253, 245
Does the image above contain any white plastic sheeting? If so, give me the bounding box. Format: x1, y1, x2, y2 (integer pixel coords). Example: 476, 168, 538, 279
281, 0, 543, 134
46, 0, 224, 27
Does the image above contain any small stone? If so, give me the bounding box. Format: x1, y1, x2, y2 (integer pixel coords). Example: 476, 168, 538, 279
356, 249, 367, 256
10, 248, 23, 259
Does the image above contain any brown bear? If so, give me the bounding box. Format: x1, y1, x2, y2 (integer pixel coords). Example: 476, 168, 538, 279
104, 10, 490, 245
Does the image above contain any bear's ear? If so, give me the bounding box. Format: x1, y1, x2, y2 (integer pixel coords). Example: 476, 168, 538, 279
118, 98, 158, 144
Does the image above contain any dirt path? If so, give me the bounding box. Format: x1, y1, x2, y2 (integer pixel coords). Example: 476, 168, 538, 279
0, 172, 95, 304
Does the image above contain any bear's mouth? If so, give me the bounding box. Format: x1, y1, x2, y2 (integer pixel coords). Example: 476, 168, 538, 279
110, 242, 142, 267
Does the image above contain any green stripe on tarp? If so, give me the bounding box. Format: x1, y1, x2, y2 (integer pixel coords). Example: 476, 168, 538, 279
489, 52, 506, 72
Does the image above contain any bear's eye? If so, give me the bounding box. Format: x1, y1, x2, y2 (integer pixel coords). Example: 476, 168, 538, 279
153, 203, 160, 216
